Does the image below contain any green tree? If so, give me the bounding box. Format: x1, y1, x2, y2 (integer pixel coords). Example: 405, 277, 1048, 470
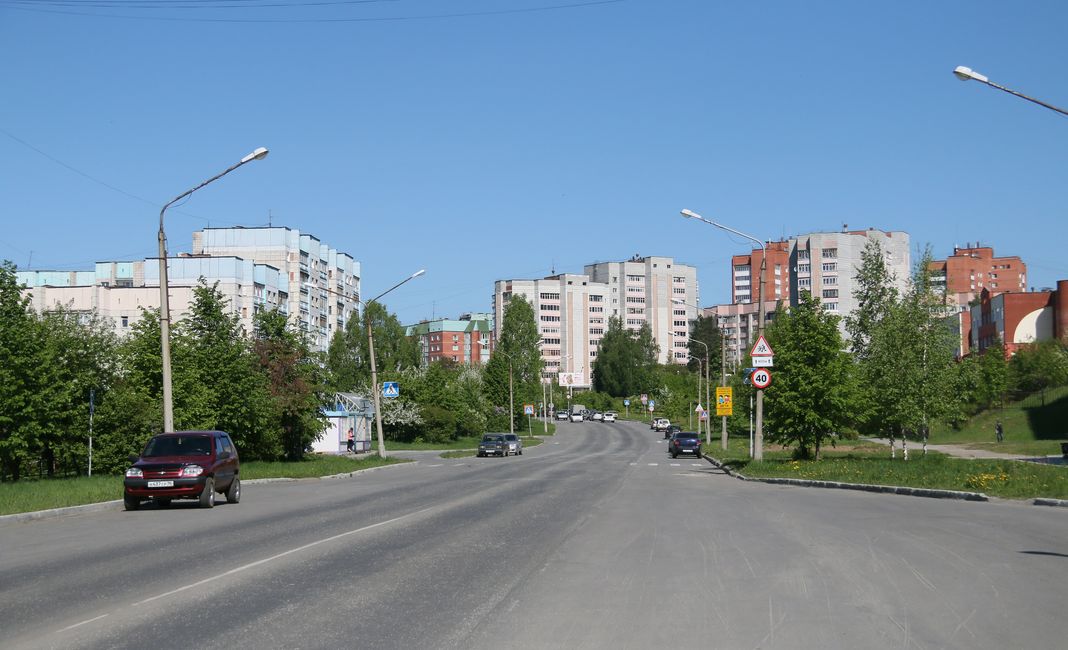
172, 280, 278, 459
686, 314, 721, 374
762, 291, 853, 459
484, 295, 543, 430
325, 301, 419, 394
1009, 339, 1068, 401
0, 261, 47, 480
593, 318, 659, 397
253, 308, 328, 460
977, 338, 1009, 409
845, 238, 899, 360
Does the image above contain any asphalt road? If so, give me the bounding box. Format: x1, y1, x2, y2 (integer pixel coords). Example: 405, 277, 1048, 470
2, 421, 1066, 650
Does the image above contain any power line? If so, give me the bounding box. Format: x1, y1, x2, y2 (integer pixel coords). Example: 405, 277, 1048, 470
2, 0, 624, 23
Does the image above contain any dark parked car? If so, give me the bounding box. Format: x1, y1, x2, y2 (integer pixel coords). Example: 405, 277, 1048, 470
503, 433, 523, 456
668, 431, 702, 458
477, 434, 508, 457
124, 431, 240, 510
664, 424, 682, 440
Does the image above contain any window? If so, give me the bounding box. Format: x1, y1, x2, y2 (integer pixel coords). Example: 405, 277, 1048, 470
822, 248, 838, 259
797, 250, 810, 260
821, 262, 837, 272
626, 296, 645, 303
589, 295, 603, 302
540, 315, 561, 322
797, 264, 811, 274
674, 320, 688, 327
823, 302, 839, 312
823, 276, 837, 285
734, 264, 751, 273
541, 304, 560, 311
673, 309, 686, 316
539, 292, 560, 300
589, 328, 604, 335
626, 307, 645, 314
590, 306, 604, 313
673, 287, 686, 295
822, 289, 838, 299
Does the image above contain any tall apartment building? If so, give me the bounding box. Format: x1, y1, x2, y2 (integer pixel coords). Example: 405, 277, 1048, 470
492, 256, 699, 388
706, 228, 911, 358
790, 228, 911, 335
928, 243, 1027, 312
493, 274, 609, 387
192, 227, 360, 351
584, 255, 700, 365
406, 313, 494, 366
18, 226, 358, 353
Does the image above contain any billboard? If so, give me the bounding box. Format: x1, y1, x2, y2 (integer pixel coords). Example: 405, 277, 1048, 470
558, 372, 587, 387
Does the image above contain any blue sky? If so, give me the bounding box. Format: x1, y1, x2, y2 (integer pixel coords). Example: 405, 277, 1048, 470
2, 0, 1066, 325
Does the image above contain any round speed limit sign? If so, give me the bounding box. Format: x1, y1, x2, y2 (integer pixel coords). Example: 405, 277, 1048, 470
750, 368, 772, 389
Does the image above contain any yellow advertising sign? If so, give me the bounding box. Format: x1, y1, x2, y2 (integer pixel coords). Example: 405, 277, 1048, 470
715, 387, 733, 416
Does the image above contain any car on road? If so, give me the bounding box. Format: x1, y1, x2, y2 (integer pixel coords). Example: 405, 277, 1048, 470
477, 434, 508, 457
555, 410, 569, 421
663, 424, 682, 440
590, 411, 603, 421
503, 433, 523, 456
668, 431, 702, 458
603, 412, 617, 423
123, 430, 240, 510
569, 411, 583, 422
651, 418, 671, 433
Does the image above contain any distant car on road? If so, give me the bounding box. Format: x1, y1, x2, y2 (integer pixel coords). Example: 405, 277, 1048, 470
123, 430, 240, 510
556, 410, 569, 421
569, 411, 583, 423
652, 418, 671, 433
590, 411, 603, 421
668, 431, 702, 458
603, 412, 617, 423
477, 434, 508, 457
502, 433, 523, 456
663, 424, 682, 440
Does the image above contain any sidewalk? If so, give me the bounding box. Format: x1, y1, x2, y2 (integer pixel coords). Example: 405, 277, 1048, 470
864, 437, 1066, 465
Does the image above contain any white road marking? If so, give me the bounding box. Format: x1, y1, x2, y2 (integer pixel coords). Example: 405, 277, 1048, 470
671, 463, 681, 467
692, 463, 703, 467
56, 614, 108, 633
427, 464, 443, 467
648, 463, 658, 466
132, 507, 434, 607
629, 462, 637, 466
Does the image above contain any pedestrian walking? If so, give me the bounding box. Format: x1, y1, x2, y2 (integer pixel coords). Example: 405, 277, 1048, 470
995, 420, 1004, 443
346, 427, 355, 453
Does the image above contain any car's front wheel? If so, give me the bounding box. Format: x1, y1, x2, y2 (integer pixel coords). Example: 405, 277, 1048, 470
199, 478, 215, 508
226, 477, 241, 504
124, 495, 140, 511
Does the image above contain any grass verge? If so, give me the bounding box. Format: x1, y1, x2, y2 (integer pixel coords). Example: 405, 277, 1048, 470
715, 438, 1067, 500
0, 454, 407, 516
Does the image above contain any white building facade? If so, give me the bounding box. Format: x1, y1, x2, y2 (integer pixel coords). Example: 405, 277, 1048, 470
492, 256, 699, 388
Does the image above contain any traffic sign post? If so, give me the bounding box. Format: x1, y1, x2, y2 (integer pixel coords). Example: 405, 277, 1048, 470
750, 368, 772, 390
382, 382, 400, 399
716, 387, 733, 416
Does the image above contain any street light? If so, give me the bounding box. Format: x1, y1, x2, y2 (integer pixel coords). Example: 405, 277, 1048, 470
158, 147, 269, 433
680, 208, 767, 460
479, 340, 514, 435
953, 66, 1068, 118
365, 269, 426, 458
688, 337, 712, 446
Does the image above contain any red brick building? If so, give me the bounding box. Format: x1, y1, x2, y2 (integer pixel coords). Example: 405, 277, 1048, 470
969, 280, 1068, 358
929, 244, 1027, 311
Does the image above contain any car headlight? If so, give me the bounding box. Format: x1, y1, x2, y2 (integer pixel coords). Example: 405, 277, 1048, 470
125, 467, 143, 478
181, 465, 204, 477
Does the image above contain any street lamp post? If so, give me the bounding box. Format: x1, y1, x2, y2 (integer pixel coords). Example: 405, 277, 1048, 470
480, 341, 515, 435
364, 269, 426, 458
680, 208, 767, 460
686, 354, 703, 436
158, 147, 269, 433
953, 66, 1068, 118
688, 338, 711, 446
675, 297, 728, 451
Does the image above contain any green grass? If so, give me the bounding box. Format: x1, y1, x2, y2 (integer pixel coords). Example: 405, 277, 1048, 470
931, 386, 1068, 454
711, 436, 1067, 500
0, 454, 407, 516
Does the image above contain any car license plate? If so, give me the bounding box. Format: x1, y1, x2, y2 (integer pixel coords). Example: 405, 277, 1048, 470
147, 480, 174, 488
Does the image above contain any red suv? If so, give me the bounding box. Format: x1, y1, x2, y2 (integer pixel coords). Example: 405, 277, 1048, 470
124, 431, 240, 510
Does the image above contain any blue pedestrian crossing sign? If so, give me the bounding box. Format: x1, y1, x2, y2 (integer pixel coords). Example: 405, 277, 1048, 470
382, 381, 400, 399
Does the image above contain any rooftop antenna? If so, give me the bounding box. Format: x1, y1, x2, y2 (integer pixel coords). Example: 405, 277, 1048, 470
27, 250, 32, 270
268, 209, 272, 227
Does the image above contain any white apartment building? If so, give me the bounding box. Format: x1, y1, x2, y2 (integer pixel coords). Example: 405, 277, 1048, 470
493, 274, 609, 388
19, 256, 288, 342
585, 255, 700, 364
18, 226, 359, 353
789, 229, 911, 335
193, 227, 360, 351
492, 256, 699, 388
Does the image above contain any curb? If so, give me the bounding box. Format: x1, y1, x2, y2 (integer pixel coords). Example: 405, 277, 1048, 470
1033, 498, 1068, 508
0, 460, 415, 526
701, 454, 989, 502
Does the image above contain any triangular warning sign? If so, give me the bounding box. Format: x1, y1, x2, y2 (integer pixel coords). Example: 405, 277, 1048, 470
750, 335, 774, 357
